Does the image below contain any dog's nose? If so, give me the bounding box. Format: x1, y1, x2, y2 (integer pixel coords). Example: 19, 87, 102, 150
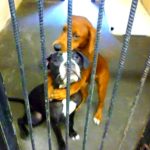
54, 44, 61, 51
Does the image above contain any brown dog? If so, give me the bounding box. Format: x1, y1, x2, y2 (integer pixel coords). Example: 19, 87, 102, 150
48, 15, 110, 125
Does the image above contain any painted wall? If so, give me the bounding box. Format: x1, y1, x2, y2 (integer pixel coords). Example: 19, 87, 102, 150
0, 0, 22, 31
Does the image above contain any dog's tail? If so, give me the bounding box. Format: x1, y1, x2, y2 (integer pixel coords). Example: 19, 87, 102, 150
8, 97, 25, 105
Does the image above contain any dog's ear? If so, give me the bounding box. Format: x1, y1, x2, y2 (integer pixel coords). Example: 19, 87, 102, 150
87, 24, 96, 54
46, 55, 52, 70
76, 51, 90, 69
47, 55, 51, 62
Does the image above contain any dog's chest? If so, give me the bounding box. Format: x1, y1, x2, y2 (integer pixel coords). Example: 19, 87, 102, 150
50, 99, 77, 119
58, 84, 79, 117
61, 99, 77, 117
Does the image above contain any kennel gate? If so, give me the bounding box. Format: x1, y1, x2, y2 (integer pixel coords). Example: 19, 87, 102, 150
0, 0, 150, 150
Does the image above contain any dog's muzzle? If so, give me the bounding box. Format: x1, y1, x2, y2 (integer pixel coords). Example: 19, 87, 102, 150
59, 55, 81, 87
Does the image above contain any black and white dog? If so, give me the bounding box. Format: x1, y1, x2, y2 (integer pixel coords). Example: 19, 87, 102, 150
10, 50, 89, 150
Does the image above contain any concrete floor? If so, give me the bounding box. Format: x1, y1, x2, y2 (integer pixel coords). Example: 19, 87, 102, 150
0, 0, 150, 150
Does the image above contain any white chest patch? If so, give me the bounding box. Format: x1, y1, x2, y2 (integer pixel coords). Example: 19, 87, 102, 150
62, 99, 77, 117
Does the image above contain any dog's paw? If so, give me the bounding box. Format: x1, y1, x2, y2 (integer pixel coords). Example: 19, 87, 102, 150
58, 140, 66, 150
93, 117, 101, 125
72, 134, 80, 141
18, 119, 29, 139
19, 130, 29, 139
69, 130, 80, 141
93, 112, 102, 125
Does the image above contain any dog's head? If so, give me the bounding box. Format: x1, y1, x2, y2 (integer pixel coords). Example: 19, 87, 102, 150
53, 15, 96, 54
47, 50, 89, 88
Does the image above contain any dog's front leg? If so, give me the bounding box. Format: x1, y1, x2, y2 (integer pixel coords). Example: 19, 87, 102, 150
48, 73, 55, 100
94, 55, 110, 125
18, 115, 29, 139
51, 118, 66, 150
69, 112, 80, 140
48, 69, 89, 100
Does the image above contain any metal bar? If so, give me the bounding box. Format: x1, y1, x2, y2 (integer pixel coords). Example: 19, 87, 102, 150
0, 73, 20, 150
0, 123, 9, 150
91, 0, 96, 3
118, 53, 150, 150
7, 0, 36, 149
37, 0, 52, 149
99, 0, 139, 150
0, 122, 9, 150
82, 0, 105, 150
66, 0, 73, 149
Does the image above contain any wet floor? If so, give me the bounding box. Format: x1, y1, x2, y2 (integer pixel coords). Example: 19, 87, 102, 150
0, 0, 150, 150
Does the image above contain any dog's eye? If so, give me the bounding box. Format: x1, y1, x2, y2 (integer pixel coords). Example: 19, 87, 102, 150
63, 26, 67, 32
73, 33, 80, 40
72, 53, 80, 61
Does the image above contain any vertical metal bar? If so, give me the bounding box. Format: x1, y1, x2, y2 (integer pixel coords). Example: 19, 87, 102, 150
0, 74, 20, 150
37, 0, 52, 149
82, 0, 105, 150
0, 123, 9, 150
91, 0, 96, 3
99, 0, 139, 150
7, 0, 36, 149
66, 0, 72, 150
118, 53, 150, 150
